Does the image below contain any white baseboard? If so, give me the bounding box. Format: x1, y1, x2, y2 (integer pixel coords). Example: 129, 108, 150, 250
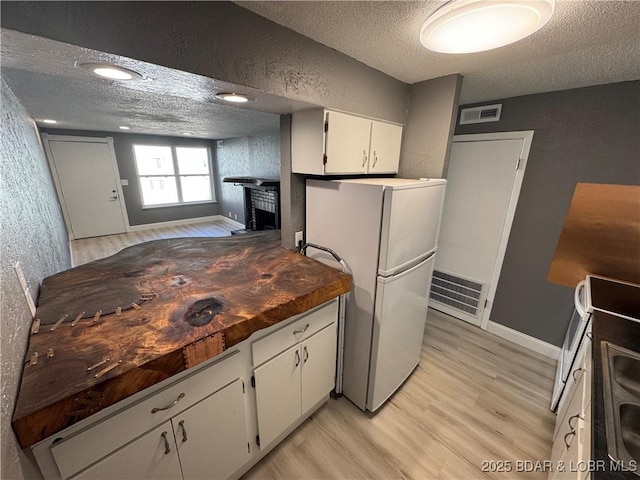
487, 321, 560, 360
127, 215, 243, 232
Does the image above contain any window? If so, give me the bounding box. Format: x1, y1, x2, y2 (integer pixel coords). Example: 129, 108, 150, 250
133, 145, 214, 207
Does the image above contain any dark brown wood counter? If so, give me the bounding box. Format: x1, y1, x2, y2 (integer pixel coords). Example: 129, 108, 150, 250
12, 231, 351, 448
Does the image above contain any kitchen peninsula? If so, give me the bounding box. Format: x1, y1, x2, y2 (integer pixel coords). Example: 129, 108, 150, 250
12, 231, 351, 479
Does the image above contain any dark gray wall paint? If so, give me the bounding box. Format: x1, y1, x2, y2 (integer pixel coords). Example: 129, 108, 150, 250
1, 79, 69, 480
279, 115, 306, 250
41, 129, 221, 226
455, 80, 640, 346
399, 74, 463, 179
216, 134, 280, 226
1, 1, 408, 123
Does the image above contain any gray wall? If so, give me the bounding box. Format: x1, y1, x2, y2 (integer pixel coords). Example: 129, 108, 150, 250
216, 134, 281, 225
399, 74, 463, 179
41, 129, 221, 226
455, 80, 640, 346
1, 79, 69, 480
0, 1, 408, 124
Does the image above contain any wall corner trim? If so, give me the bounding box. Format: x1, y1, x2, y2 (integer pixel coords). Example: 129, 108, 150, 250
486, 321, 560, 360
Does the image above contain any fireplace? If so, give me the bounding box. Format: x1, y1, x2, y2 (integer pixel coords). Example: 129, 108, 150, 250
223, 177, 280, 233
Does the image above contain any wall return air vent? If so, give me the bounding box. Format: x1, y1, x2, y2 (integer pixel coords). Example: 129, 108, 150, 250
459, 103, 502, 125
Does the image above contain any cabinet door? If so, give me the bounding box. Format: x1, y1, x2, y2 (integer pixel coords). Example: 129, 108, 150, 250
325, 111, 371, 174
254, 344, 302, 448
368, 121, 402, 174
73, 422, 182, 480
174, 379, 250, 480
301, 322, 337, 413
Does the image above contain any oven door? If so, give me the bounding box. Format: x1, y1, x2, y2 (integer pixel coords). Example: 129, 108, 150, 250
551, 279, 589, 411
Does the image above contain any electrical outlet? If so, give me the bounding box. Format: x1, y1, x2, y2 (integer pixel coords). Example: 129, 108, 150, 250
294, 231, 304, 249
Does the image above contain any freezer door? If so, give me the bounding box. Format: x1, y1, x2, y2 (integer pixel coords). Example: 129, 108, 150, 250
378, 183, 446, 276
367, 253, 436, 411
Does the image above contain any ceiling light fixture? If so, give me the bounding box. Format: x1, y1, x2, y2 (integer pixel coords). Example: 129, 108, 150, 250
215, 93, 251, 103
420, 0, 555, 54
42, 119, 58, 124
79, 62, 144, 81
119, 126, 131, 130
182, 132, 193, 136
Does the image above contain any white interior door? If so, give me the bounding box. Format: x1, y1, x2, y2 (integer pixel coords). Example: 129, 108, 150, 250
431, 132, 533, 328
45, 136, 127, 239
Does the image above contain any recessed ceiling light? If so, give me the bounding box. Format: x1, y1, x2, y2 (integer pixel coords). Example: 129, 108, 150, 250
420, 0, 555, 54
215, 93, 251, 103
119, 126, 131, 130
42, 119, 58, 124
79, 62, 144, 81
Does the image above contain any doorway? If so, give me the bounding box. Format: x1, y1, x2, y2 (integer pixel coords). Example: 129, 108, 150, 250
43, 135, 129, 239
430, 131, 533, 329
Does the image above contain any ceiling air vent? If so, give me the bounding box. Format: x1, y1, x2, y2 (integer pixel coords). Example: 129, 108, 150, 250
459, 104, 502, 125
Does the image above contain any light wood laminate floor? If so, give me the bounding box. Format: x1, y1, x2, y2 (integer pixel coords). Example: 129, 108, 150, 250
69, 218, 238, 266
243, 309, 557, 480
71, 222, 557, 479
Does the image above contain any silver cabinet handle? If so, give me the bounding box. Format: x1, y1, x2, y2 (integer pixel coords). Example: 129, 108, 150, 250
372, 151, 378, 167
293, 324, 309, 335
586, 332, 592, 341
572, 368, 584, 383
295, 350, 300, 367
568, 413, 581, 430
564, 430, 576, 451
303, 346, 309, 363
178, 420, 188, 443
161, 431, 171, 454
362, 150, 368, 167
151, 392, 185, 413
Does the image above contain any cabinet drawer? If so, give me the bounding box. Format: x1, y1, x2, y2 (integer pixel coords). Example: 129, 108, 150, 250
51, 352, 242, 479
252, 299, 337, 368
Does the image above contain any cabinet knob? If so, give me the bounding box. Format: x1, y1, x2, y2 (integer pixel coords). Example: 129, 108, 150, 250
161, 431, 171, 455
178, 420, 188, 443
294, 350, 301, 367
563, 430, 576, 451
151, 392, 185, 413
568, 413, 582, 431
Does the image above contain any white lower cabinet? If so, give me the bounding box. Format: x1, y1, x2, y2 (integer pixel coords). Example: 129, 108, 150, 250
254, 321, 337, 448
72, 379, 248, 480
175, 380, 250, 480
549, 331, 592, 480
73, 422, 182, 480
33, 299, 340, 480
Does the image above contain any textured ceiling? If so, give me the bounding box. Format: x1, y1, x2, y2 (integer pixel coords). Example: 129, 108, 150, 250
237, 0, 640, 104
1, 30, 317, 140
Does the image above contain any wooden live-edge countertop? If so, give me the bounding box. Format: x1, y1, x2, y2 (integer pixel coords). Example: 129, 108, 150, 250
12, 231, 351, 448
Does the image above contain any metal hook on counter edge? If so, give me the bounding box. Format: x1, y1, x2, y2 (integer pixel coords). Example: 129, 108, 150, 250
299, 243, 350, 275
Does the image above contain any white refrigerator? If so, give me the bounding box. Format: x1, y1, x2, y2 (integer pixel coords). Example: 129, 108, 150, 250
306, 178, 447, 411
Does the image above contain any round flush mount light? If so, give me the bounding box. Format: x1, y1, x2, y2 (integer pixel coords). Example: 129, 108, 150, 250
420, 0, 555, 54
215, 93, 251, 103
79, 62, 144, 81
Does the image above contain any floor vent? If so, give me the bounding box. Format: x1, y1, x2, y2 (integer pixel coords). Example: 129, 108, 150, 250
430, 270, 483, 317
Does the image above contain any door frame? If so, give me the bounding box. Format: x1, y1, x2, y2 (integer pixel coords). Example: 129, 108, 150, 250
42, 134, 130, 240
451, 130, 534, 330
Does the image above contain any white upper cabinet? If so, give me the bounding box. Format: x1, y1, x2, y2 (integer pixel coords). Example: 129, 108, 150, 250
368, 120, 403, 174
292, 108, 403, 175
